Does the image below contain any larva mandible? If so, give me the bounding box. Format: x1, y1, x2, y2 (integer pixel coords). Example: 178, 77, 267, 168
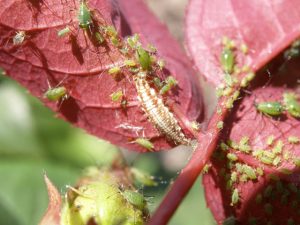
134, 72, 192, 146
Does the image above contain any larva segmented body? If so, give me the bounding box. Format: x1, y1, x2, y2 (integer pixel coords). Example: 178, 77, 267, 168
134, 72, 191, 146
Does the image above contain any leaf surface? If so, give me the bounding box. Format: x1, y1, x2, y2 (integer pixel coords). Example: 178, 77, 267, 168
186, 0, 300, 86
0, 0, 203, 152
203, 56, 300, 224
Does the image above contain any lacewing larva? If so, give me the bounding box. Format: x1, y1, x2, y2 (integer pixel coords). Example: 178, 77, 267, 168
134, 72, 192, 146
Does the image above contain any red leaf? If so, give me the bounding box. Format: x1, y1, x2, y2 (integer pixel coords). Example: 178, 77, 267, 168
39, 175, 61, 225
203, 56, 300, 224
0, 0, 203, 151
186, 0, 300, 86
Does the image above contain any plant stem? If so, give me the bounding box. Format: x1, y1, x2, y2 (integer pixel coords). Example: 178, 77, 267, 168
148, 108, 227, 225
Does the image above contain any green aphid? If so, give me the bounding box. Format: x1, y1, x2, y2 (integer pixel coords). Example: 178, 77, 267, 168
104, 26, 118, 37
95, 32, 105, 44
223, 87, 234, 96
284, 39, 300, 60
44, 86, 67, 101
268, 173, 279, 181
255, 194, 262, 204
224, 73, 234, 87
293, 158, 300, 167
127, 34, 140, 49
222, 216, 236, 225
242, 165, 257, 180
252, 149, 263, 157
124, 59, 136, 67
240, 71, 255, 88
231, 171, 237, 183
220, 142, 229, 151
272, 156, 281, 166
78, 1, 93, 29
240, 43, 248, 54
280, 168, 292, 175
272, 140, 283, 154
248, 217, 258, 225
264, 185, 273, 198
283, 151, 291, 160
122, 190, 146, 210
227, 153, 238, 161
288, 136, 300, 144
157, 59, 165, 70
240, 174, 248, 183
220, 48, 235, 74
159, 76, 178, 95
231, 188, 239, 205
226, 179, 233, 190
255, 101, 284, 116
283, 92, 300, 118
130, 167, 157, 186
227, 140, 239, 149
57, 26, 71, 37
288, 183, 298, 193
108, 66, 121, 75
260, 156, 273, 165
287, 218, 295, 225
133, 138, 154, 151
136, 47, 151, 70
147, 44, 157, 53
264, 203, 273, 215
266, 135, 275, 146
256, 167, 264, 176
202, 164, 211, 174
217, 121, 224, 129
263, 151, 275, 159
275, 181, 284, 193
110, 36, 120, 47
239, 136, 251, 153
153, 77, 163, 89
110, 90, 123, 102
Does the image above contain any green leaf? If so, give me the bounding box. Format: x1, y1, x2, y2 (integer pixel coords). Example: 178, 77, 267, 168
0, 160, 79, 225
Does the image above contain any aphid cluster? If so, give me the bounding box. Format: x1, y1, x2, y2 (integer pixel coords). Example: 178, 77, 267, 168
216, 37, 255, 117
255, 91, 300, 118
21, 0, 195, 150
100, 29, 194, 148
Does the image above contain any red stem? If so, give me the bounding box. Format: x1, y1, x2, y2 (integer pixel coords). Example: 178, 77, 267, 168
148, 107, 227, 225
